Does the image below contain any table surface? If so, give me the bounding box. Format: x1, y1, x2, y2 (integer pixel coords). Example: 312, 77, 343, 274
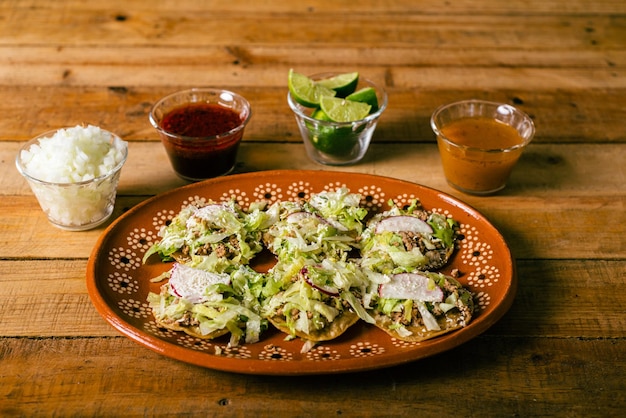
1, 1, 625, 416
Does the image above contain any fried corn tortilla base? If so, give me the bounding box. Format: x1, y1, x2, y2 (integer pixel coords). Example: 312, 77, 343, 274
425, 245, 455, 270
152, 314, 230, 340
372, 307, 472, 342
268, 311, 359, 342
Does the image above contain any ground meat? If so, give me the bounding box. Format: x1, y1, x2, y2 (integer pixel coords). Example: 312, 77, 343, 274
177, 312, 199, 328
194, 244, 212, 256
229, 235, 240, 250
400, 231, 417, 251
431, 304, 444, 316
425, 249, 445, 266
456, 300, 473, 323
442, 278, 458, 293
391, 310, 404, 323
214, 243, 227, 258
408, 307, 425, 327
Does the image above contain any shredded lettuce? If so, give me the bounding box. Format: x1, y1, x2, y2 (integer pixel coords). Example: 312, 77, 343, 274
147, 264, 269, 346
428, 213, 458, 248
359, 199, 458, 274
144, 188, 468, 346
142, 199, 265, 268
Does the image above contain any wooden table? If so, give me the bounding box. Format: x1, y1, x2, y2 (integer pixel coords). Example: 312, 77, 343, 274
2, 1, 625, 416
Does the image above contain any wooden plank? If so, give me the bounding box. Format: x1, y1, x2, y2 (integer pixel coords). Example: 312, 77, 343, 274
1, 259, 624, 338
1, 6, 625, 47
3, 0, 626, 15
3, 45, 626, 69
6, 143, 626, 196
0, 86, 624, 142
1, 0, 623, 415
1, 63, 624, 93
1, 335, 624, 416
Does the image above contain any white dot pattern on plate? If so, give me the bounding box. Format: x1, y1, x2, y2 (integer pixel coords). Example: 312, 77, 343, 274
357, 185, 385, 210
467, 265, 501, 288
95, 177, 512, 371
144, 321, 178, 339
220, 189, 250, 207
349, 342, 385, 357
216, 344, 253, 359
475, 291, 491, 310
118, 299, 150, 319
306, 346, 341, 361
107, 271, 137, 294
152, 210, 176, 229
322, 182, 347, 192
286, 181, 313, 200
108, 247, 141, 271
179, 335, 214, 351
181, 195, 209, 209
126, 228, 156, 252
390, 338, 421, 349
258, 345, 294, 362
253, 183, 284, 204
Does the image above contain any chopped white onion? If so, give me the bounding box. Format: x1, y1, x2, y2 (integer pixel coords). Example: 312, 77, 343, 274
20, 125, 127, 184
17, 125, 128, 229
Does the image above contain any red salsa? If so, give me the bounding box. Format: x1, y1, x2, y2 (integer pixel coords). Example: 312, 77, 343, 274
162, 103, 241, 137
159, 103, 245, 181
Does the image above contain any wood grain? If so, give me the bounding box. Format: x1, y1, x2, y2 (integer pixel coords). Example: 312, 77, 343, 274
2, 0, 624, 415
1, 85, 625, 142
5, 142, 626, 195
1, 336, 624, 417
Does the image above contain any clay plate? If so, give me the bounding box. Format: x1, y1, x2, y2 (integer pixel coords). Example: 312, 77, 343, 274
86, 170, 516, 375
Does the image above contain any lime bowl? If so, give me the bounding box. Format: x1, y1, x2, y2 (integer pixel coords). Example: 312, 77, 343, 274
287, 73, 387, 166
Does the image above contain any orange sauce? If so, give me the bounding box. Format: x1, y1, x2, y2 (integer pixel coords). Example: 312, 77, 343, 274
437, 117, 526, 194
440, 117, 524, 149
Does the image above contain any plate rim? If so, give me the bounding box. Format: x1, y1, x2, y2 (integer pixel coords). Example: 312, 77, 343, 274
86, 169, 516, 375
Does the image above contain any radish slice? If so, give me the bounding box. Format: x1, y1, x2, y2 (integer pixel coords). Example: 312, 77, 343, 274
319, 215, 348, 231
300, 267, 340, 296
193, 203, 234, 220
186, 204, 234, 229
378, 273, 443, 302
168, 263, 231, 303
286, 211, 315, 223
375, 215, 433, 234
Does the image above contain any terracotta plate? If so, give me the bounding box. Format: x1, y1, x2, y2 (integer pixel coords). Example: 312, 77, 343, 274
86, 170, 516, 375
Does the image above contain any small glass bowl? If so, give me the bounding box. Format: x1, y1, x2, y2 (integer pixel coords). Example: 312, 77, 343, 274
431, 99, 535, 195
287, 73, 388, 166
16, 128, 128, 231
149, 88, 251, 181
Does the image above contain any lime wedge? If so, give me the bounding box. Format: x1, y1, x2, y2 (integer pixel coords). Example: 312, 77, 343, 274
320, 96, 371, 122
346, 87, 379, 112
311, 108, 332, 121
317, 72, 359, 97
307, 108, 360, 155
288, 69, 336, 107
311, 126, 358, 156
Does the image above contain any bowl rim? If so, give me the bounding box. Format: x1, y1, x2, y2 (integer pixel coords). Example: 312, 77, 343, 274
287, 72, 388, 126
430, 99, 536, 153
149, 87, 252, 141
15, 127, 128, 186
